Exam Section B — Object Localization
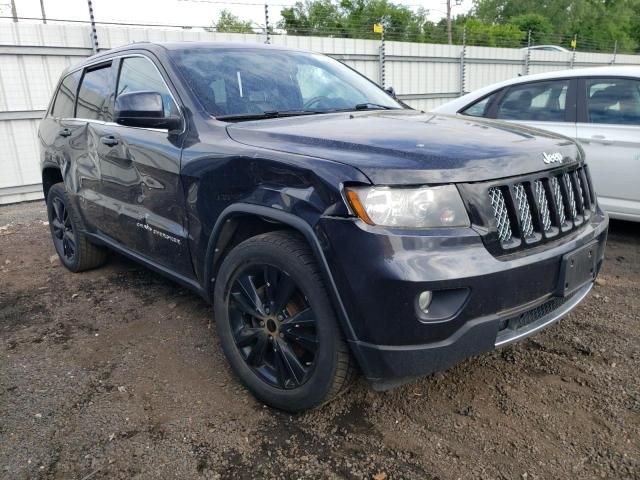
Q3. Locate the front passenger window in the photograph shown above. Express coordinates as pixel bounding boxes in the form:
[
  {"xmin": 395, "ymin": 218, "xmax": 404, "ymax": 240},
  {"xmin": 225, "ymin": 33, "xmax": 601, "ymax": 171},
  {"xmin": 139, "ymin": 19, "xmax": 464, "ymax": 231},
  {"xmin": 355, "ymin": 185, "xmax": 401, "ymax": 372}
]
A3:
[
  {"xmin": 116, "ymin": 57, "xmax": 179, "ymax": 117},
  {"xmin": 495, "ymin": 80, "xmax": 569, "ymax": 122}
]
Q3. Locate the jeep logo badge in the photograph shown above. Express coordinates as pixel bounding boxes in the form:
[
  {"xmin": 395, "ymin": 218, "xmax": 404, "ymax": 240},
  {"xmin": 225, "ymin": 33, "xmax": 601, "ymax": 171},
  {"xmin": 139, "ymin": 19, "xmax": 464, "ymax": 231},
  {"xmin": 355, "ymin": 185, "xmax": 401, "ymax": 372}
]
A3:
[{"xmin": 543, "ymin": 152, "xmax": 564, "ymax": 164}]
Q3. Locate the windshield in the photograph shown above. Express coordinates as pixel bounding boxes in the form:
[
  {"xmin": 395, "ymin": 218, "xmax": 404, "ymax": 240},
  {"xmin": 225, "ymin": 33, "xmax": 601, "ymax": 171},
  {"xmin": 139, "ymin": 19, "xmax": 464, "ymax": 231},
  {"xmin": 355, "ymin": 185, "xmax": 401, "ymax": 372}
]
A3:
[{"xmin": 169, "ymin": 47, "xmax": 403, "ymax": 119}]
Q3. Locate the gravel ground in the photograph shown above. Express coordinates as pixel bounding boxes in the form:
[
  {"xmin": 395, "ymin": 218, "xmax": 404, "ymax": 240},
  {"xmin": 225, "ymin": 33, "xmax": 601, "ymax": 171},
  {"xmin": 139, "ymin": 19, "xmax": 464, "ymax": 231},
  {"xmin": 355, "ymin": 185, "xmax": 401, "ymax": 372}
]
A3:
[{"xmin": 1, "ymin": 201, "xmax": 638, "ymax": 480}]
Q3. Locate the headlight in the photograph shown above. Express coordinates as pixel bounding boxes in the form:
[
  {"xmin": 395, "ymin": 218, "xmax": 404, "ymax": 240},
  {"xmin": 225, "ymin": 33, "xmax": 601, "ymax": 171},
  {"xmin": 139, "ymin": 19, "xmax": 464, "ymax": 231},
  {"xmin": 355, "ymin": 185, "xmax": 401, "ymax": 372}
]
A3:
[{"xmin": 345, "ymin": 185, "xmax": 470, "ymax": 228}]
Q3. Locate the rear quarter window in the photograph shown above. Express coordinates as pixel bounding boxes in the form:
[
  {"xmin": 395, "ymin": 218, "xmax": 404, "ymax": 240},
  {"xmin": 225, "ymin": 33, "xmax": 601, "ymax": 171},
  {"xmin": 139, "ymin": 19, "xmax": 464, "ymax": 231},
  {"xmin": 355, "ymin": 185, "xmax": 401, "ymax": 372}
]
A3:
[{"xmin": 51, "ymin": 71, "xmax": 81, "ymax": 119}]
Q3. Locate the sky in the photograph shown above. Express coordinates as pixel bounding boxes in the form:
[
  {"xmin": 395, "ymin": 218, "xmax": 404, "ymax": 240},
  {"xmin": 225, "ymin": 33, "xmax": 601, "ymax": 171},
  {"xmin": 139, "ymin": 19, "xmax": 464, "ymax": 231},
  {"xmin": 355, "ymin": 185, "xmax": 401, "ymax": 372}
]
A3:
[{"xmin": 1, "ymin": 0, "xmax": 473, "ymax": 30}]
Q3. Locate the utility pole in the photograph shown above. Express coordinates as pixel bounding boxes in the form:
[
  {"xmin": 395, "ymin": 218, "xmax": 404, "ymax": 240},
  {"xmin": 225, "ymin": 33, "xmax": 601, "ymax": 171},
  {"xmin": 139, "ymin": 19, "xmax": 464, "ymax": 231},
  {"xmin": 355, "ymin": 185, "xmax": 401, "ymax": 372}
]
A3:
[
  {"xmin": 446, "ymin": 0, "xmax": 452, "ymax": 45},
  {"xmin": 40, "ymin": 0, "xmax": 46, "ymax": 23},
  {"xmin": 10, "ymin": 0, "xmax": 17, "ymax": 22}
]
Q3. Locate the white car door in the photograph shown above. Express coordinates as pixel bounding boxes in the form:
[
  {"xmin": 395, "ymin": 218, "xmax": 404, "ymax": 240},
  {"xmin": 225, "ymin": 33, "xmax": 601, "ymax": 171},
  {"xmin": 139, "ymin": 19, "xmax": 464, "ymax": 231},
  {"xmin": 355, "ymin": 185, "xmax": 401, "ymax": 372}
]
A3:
[{"xmin": 576, "ymin": 77, "xmax": 640, "ymax": 221}]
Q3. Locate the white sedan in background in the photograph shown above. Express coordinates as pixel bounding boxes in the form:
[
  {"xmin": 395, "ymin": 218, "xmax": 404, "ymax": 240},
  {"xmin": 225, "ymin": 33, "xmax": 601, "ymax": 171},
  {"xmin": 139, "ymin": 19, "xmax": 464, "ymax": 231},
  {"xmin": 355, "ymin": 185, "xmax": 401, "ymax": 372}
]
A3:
[{"xmin": 433, "ymin": 66, "xmax": 640, "ymax": 221}]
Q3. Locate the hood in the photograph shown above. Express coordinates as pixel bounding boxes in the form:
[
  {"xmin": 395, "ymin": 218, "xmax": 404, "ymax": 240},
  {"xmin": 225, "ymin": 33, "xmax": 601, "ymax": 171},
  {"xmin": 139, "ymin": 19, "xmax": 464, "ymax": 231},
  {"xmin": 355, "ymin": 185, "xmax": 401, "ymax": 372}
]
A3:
[{"xmin": 226, "ymin": 110, "xmax": 581, "ymax": 185}]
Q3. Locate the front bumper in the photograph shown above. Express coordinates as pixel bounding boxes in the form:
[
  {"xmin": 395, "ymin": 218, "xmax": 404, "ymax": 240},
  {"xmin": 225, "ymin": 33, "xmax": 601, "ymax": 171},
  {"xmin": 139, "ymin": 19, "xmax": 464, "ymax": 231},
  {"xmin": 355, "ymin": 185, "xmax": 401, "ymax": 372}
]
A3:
[{"xmin": 318, "ymin": 208, "xmax": 608, "ymax": 383}]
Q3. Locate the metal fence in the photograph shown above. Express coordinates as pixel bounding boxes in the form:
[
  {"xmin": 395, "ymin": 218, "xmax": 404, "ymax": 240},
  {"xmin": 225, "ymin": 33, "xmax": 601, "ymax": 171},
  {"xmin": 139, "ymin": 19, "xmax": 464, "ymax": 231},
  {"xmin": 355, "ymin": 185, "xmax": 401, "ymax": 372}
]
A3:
[{"xmin": 1, "ymin": 21, "xmax": 640, "ymax": 204}]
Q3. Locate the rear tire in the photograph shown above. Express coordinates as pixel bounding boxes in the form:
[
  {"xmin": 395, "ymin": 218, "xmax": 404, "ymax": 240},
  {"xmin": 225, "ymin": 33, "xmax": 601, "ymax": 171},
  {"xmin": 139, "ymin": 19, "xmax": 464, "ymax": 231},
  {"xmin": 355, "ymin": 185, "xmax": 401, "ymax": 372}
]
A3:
[
  {"xmin": 213, "ymin": 231, "xmax": 356, "ymax": 412},
  {"xmin": 47, "ymin": 183, "xmax": 108, "ymax": 272}
]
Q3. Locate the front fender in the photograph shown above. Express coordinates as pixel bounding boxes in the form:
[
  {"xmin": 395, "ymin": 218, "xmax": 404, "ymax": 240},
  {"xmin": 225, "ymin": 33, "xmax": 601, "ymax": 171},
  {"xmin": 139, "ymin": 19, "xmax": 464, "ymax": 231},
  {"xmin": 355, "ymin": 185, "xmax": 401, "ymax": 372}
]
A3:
[{"xmin": 202, "ymin": 203, "xmax": 358, "ymax": 344}]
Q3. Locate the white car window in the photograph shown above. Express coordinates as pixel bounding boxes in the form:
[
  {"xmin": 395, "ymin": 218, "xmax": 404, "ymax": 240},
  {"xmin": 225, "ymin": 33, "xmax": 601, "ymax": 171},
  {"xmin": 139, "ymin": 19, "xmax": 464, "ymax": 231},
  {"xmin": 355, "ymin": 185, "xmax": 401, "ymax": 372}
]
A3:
[
  {"xmin": 496, "ymin": 80, "xmax": 569, "ymax": 122},
  {"xmin": 461, "ymin": 92, "xmax": 497, "ymax": 117},
  {"xmin": 587, "ymin": 78, "xmax": 640, "ymax": 125}
]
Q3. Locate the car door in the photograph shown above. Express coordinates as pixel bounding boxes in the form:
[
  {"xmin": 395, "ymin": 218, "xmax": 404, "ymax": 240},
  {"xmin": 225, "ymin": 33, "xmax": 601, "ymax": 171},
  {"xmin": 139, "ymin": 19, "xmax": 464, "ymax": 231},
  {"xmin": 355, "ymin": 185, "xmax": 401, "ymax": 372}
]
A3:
[
  {"xmin": 576, "ymin": 77, "xmax": 640, "ymax": 220},
  {"xmin": 39, "ymin": 71, "xmax": 94, "ymax": 215},
  {"xmin": 90, "ymin": 54, "xmax": 191, "ymax": 276},
  {"xmin": 487, "ymin": 79, "xmax": 578, "ymax": 141}
]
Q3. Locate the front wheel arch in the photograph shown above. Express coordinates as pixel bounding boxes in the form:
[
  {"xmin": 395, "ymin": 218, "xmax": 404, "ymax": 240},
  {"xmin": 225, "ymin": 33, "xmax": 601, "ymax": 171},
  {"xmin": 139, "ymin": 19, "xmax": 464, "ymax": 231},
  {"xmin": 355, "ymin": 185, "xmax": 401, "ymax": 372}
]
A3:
[{"xmin": 203, "ymin": 204, "xmax": 357, "ymax": 344}]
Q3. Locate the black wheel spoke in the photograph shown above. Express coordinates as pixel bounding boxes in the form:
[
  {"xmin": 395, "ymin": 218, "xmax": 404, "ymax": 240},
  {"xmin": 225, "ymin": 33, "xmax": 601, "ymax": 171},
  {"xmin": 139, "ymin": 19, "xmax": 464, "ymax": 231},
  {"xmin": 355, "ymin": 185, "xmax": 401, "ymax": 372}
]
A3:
[
  {"xmin": 63, "ymin": 230, "xmax": 76, "ymax": 251},
  {"xmin": 281, "ymin": 308, "xmax": 317, "ymax": 352},
  {"xmin": 263, "ymin": 265, "xmax": 279, "ymax": 306},
  {"xmin": 274, "ymin": 339, "xmax": 307, "ymax": 386},
  {"xmin": 238, "ymin": 274, "xmax": 265, "ymax": 313},
  {"xmin": 246, "ymin": 334, "xmax": 268, "ymax": 366},
  {"xmin": 52, "ymin": 199, "xmax": 64, "ymax": 223},
  {"xmin": 272, "ymin": 275, "xmax": 296, "ymax": 314},
  {"xmin": 51, "ymin": 218, "xmax": 64, "ymax": 234},
  {"xmin": 235, "ymin": 326, "xmax": 263, "ymax": 348},
  {"xmin": 231, "ymin": 292, "xmax": 265, "ymax": 319},
  {"xmin": 282, "ymin": 329, "xmax": 318, "ymax": 353},
  {"xmin": 281, "ymin": 307, "xmax": 315, "ymax": 328}
]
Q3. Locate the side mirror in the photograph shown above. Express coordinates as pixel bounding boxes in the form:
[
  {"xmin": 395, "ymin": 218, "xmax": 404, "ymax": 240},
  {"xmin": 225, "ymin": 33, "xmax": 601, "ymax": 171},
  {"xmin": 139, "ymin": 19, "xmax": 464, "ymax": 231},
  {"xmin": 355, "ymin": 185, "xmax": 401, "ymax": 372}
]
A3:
[
  {"xmin": 115, "ymin": 91, "xmax": 182, "ymax": 131},
  {"xmin": 384, "ymin": 86, "xmax": 396, "ymax": 98}
]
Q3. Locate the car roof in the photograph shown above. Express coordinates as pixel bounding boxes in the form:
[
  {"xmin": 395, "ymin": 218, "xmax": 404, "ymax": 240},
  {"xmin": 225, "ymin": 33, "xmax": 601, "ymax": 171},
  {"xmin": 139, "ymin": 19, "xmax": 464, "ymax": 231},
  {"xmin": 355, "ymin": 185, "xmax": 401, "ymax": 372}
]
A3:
[
  {"xmin": 64, "ymin": 41, "xmax": 309, "ymax": 75},
  {"xmin": 433, "ymin": 65, "xmax": 640, "ymax": 113}
]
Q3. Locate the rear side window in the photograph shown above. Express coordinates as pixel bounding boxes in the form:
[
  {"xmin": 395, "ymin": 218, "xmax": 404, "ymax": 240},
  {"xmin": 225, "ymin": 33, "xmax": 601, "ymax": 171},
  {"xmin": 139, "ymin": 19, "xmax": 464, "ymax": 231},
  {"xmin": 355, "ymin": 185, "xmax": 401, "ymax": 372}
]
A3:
[
  {"xmin": 587, "ymin": 78, "xmax": 640, "ymax": 125},
  {"xmin": 496, "ymin": 80, "xmax": 569, "ymax": 122},
  {"xmin": 51, "ymin": 71, "xmax": 80, "ymax": 118},
  {"xmin": 116, "ymin": 56, "xmax": 179, "ymax": 116},
  {"xmin": 77, "ymin": 63, "xmax": 114, "ymax": 121}
]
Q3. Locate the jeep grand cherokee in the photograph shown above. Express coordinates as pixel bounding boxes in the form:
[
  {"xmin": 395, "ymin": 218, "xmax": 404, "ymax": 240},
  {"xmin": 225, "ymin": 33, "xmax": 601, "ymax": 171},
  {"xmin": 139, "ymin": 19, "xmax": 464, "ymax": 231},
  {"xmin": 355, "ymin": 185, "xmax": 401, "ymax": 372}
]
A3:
[{"xmin": 39, "ymin": 42, "xmax": 608, "ymax": 411}]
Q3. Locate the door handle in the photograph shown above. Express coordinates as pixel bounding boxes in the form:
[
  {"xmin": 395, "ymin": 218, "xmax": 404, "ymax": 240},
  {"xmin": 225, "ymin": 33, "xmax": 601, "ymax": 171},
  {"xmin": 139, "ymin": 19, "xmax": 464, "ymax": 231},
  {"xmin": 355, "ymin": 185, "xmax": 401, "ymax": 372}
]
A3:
[
  {"xmin": 590, "ymin": 134, "xmax": 612, "ymax": 145},
  {"xmin": 58, "ymin": 128, "xmax": 72, "ymax": 138},
  {"xmin": 100, "ymin": 135, "xmax": 119, "ymax": 147}
]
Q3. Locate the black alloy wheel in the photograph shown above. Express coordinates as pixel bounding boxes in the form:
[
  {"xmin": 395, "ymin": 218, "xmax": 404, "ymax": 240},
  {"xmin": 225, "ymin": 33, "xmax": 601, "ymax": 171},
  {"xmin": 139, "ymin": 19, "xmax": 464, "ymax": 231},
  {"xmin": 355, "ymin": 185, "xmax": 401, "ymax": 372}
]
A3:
[
  {"xmin": 46, "ymin": 183, "xmax": 108, "ymax": 272},
  {"xmin": 229, "ymin": 264, "xmax": 318, "ymax": 389},
  {"xmin": 213, "ymin": 231, "xmax": 355, "ymax": 412},
  {"xmin": 50, "ymin": 196, "xmax": 76, "ymax": 263}
]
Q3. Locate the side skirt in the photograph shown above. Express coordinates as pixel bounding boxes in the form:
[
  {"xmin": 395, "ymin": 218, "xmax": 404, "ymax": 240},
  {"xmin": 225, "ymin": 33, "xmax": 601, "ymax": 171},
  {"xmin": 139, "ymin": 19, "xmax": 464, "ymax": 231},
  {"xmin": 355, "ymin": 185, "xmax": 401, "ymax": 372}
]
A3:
[{"xmin": 85, "ymin": 231, "xmax": 208, "ymax": 301}]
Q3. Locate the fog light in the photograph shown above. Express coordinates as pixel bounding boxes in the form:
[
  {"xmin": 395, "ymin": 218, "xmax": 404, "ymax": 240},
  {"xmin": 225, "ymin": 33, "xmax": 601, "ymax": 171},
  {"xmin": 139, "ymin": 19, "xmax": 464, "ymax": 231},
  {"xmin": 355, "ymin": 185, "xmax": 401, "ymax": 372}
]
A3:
[{"xmin": 417, "ymin": 290, "xmax": 433, "ymax": 313}]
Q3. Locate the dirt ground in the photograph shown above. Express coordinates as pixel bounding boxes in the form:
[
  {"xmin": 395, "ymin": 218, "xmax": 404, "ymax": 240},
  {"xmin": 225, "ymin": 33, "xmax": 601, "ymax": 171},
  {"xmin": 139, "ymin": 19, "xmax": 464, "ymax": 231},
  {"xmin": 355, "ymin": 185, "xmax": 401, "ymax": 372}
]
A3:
[{"xmin": 0, "ymin": 201, "xmax": 638, "ymax": 480}]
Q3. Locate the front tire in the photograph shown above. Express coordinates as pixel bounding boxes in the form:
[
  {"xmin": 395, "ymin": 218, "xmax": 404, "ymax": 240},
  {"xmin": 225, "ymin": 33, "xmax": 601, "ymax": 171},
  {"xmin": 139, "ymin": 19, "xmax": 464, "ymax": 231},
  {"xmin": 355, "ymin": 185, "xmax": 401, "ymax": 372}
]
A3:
[
  {"xmin": 213, "ymin": 231, "xmax": 355, "ymax": 412},
  {"xmin": 47, "ymin": 183, "xmax": 108, "ymax": 272}
]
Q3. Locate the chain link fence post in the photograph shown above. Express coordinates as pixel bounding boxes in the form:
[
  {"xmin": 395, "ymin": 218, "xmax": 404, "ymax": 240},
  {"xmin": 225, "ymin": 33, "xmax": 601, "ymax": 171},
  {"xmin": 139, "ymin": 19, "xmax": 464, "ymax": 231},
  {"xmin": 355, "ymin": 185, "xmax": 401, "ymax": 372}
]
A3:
[
  {"xmin": 87, "ymin": 0, "xmax": 99, "ymax": 54},
  {"xmin": 459, "ymin": 25, "xmax": 466, "ymax": 96},
  {"xmin": 379, "ymin": 22, "xmax": 385, "ymax": 88},
  {"xmin": 524, "ymin": 30, "xmax": 531, "ymax": 76},
  {"xmin": 570, "ymin": 34, "xmax": 577, "ymax": 69},
  {"xmin": 39, "ymin": 0, "xmax": 46, "ymax": 23},
  {"xmin": 611, "ymin": 40, "xmax": 618, "ymax": 65},
  {"xmin": 10, "ymin": 0, "xmax": 17, "ymax": 22},
  {"xmin": 264, "ymin": 4, "xmax": 270, "ymax": 44}
]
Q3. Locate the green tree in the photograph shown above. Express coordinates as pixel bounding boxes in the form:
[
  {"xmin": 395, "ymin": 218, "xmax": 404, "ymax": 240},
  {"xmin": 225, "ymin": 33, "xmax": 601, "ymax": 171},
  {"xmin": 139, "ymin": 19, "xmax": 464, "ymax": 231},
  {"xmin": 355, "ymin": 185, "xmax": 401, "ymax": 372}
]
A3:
[
  {"xmin": 510, "ymin": 13, "xmax": 552, "ymax": 44},
  {"xmin": 472, "ymin": 0, "xmax": 640, "ymax": 52},
  {"xmin": 279, "ymin": 0, "xmax": 429, "ymax": 41},
  {"xmin": 214, "ymin": 9, "xmax": 254, "ymax": 33}
]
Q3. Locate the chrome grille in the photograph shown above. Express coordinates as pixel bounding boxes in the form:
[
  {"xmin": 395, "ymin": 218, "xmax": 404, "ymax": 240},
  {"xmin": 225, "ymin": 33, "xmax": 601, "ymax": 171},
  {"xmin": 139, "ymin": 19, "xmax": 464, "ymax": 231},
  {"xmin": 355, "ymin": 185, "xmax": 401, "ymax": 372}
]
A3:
[
  {"xmin": 485, "ymin": 165, "xmax": 594, "ymax": 251},
  {"xmin": 563, "ymin": 173, "xmax": 578, "ymax": 219},
  {"xmin": 489, "ymin": 187, "xmax": 512, "ymax": 243},
  {"xmin": 533, "ymin": 180, "xmax": 552, "ymax": 232},
  {"xmin": 550, "ymin": 176, "xmax": 566, "ymax": 225},
  {"xmin": 575, "ymin": 173, "xmax": 588, "ymax": 215},
  {"xmin": 514, "ymin": 184, "xmax": 534, "ymax": 238}
]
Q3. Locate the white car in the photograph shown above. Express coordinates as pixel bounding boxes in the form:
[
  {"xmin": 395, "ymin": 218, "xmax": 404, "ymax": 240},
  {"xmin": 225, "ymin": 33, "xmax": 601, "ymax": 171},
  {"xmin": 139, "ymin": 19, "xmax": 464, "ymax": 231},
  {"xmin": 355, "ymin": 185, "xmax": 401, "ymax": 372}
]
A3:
[
  {"xmin": 520, "ymin": 45, "xmax": 570, "ymax": 53},
  {"xmin": 433, "ymin": 66, "xmax": 640, "ymax": 221}
]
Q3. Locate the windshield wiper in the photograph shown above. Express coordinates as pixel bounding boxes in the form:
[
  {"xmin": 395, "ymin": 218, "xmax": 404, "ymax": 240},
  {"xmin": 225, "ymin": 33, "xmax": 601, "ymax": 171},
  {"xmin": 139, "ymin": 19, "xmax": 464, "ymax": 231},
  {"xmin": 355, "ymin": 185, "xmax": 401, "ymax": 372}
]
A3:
[
  {"xmin": 354, "ymin": 103, "xmax": 395, "ymax": 111},
  {"xmin": 216, "ymin": 110, "xmax": 322, "ymax": 121}
]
